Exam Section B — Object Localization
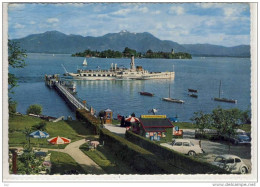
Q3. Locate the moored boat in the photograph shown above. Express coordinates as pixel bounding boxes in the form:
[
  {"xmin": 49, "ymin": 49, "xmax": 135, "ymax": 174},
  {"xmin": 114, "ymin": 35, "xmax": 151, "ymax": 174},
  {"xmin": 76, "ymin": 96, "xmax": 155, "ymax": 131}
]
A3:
[
  {"xmin": 162, "ymin": 97, "xmax": 185, "ymax": 103},
  {"xmin": 162, "ymin": 83, "xmax": 184, "ymax": 104},
  {"xmin": 189, "ymin": 94, "xmax": 198, "ymax": 98},
  {"xmin": 188, "ymin": 88, "xmax": 198, "ymax": 93},
  {"xmin": 214, "ymin": 80, "xmax": 237, "ymax": 104},
  {"xmin": 139, "ymin": 92, "xmax": 154, "ymax": 96}
]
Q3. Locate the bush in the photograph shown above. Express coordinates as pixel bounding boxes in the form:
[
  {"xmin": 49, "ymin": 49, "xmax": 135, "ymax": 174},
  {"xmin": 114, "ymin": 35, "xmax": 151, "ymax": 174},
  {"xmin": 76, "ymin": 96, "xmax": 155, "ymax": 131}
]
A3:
[
  {"xmin": 32, "ymin": 121, "xmax": 47, "ymax": 131},
  {"xmin": 9, "ymin": 100, "xmax": 17, "ymax": 113},
  {"xmin": 26, "ymin": 104, "xmax": 42, "ymax": 115}
]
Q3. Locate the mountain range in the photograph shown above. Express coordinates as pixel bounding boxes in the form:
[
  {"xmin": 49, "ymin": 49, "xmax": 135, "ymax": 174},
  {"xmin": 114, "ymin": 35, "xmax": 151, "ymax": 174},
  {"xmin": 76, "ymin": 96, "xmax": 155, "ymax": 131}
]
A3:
[{"xmin": 12, "ymin": 30, "xmax": 250, "ymax": 57}]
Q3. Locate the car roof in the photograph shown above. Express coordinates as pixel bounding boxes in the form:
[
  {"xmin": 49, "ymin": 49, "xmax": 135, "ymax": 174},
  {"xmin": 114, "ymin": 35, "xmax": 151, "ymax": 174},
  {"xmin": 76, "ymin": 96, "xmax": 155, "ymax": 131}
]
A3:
[
  {"xmin": 174, "ymin": 139, "xmax": 191, "ymax": 142},
  {"xmin": 216, "ymin": 154, "xmax": 240, "ymax": 159}
]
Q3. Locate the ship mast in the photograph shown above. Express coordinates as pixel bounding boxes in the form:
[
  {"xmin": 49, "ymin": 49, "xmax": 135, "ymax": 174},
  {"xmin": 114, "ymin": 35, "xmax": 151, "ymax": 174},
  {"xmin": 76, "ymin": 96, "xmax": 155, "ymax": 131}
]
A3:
[{"xmin": 218, "ymin": 80, "xmax": 222, "ymax": 98}]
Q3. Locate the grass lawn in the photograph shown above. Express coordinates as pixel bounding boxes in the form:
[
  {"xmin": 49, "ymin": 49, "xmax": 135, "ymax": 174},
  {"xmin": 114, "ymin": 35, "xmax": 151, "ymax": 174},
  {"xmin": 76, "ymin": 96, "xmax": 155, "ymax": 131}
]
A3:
[
  {"xmin": 80, "ymin": 144, "xmax": 137, "ymax": 174},
  {"xmin": 49, "ymin": 151, "xmax": 86, "ymax": 174},
  {"xmin": 9, "ymin": 113, "xmax": 93, "ymax": 148}
]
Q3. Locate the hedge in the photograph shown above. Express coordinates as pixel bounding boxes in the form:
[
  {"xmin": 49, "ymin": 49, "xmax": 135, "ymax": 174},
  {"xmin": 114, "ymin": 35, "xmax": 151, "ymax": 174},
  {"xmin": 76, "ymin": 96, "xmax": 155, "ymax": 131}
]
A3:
[
  {"xmin": 76, "ymin": 109, "xmax": 100, "ymax": 134},
  {"xmin": 125, "ymin": 130, "xmax": 228, "ymax": 174},
  {"xmin": 76, "ymin": 109, "xmax": 227, "ymax": 174},
  {"xmin": 99, "ymin": 128, "xmax": 186, "ymax": 174}
]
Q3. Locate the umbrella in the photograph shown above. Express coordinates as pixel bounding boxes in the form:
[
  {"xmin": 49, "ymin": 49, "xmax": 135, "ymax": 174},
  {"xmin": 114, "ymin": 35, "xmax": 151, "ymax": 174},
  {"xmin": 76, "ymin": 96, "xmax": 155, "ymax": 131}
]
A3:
[
  {"xmin": 48, "ymin": 136, "xmax": 71, "ymax": 163},
  {"xmin": 125, "ymin": 116, "xmax": 139, "ymax": 123},
  {"xmin": 30, "ymin": 130, "xmax": 50, "ymax": 139},
  {"xmin": 48, "ymin": 136, "xmax": 71, "ymax": 145},
  {"xmin": 29, "ymin": 130, "xmax": 50, "ymax": 147}
]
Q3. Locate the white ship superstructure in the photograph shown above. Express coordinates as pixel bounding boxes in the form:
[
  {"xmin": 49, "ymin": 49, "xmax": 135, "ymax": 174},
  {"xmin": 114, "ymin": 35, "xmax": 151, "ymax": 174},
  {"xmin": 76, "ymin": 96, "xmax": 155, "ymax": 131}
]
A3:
[{"xmin": 66, "ymin": 56, "xmax": 175, "ymax": 80}]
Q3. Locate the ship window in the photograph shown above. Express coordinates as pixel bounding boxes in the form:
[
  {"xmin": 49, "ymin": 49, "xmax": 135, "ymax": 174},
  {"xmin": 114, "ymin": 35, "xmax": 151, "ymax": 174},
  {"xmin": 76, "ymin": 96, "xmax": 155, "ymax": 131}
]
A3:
[
  {"xmin": 103, "ymin": 74, "xmax": 106, "ymax": 77},
  {"xmin": 107, "ymin": 74, "xmax": 110, "ymax": 77},
  {"xmin": 84, "ymin": 74, "xmax": 86, "ymax": 76},
  {"xmin": 98, "ymin": 74, "xmax": 101, "ymax": 77},
  {"xmin": 93, "ymin": 74, "xmax": 96, "ymax": 76},
  {"xmin": 88, "ymin": 74, "xmax": 91, "ymax": 76}
]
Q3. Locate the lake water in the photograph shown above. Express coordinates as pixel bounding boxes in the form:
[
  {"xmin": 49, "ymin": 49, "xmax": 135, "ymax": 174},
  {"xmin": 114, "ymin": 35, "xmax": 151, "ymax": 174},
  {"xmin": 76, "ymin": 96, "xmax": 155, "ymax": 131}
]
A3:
[{"xmin": 10, "ymin": 53, "xmax": 251, "ymax": 121}]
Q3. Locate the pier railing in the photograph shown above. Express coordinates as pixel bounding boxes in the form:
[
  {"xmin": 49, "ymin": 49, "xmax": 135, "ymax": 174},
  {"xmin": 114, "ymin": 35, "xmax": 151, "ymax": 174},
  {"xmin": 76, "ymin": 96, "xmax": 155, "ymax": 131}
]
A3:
[{"xmin": 55, "ymin": 82, "xmax": 89, "ymax": 111}]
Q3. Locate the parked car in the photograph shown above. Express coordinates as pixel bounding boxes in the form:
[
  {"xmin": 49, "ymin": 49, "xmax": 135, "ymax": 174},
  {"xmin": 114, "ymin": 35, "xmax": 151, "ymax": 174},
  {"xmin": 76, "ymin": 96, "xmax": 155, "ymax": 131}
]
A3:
[
  {"xmin": 171, "ymin": 139, "xmax": 204, "ymax": 156},
  {"xmin": 211, "ymin": 155, "xmax": 249, "ymax": 174},
  {"xmin": 221, "ymin": 129, "xmax": 251, "ymax": 145}
]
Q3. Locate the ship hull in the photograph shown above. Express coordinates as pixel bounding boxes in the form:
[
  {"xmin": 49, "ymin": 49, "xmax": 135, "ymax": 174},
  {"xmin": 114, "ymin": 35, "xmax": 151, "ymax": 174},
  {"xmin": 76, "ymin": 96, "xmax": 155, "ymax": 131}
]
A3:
[
  {"xmin": 162, "ymin": 97, "xmax": 184, "ymax": 104},
  {"xmin": 214, "ymin": 97, "xmax": 237, "ymax": 103}
]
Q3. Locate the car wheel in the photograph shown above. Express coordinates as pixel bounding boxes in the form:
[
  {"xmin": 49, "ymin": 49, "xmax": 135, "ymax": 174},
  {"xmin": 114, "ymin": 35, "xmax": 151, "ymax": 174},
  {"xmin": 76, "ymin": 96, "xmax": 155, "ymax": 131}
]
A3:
[
  {"xmin": 240, "ymin": 167, "xmax": 248, "ymax": 174},
  {"xmin": 188, "ymin": 151, "xmax": 196, "ymax": 156}
]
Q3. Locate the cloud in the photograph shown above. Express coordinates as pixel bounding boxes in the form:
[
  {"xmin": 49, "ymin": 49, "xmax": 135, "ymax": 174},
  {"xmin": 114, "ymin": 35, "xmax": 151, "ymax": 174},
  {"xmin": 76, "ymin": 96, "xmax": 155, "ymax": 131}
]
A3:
[
  {"xmin": 169, "ymin": 6, "xmax": 185, "ymax": 15},
  {"xmin": 138, "ymin": 7, "xmax": 148, "ymax": 13},
  {"xmin": 112, "ymin": 8, "xmax": 131, "ymax": 16},
  {"xmin": 152, "ymin": 10, "xmax": 161, "ymax": 15},
  {"xmin": 8, "ymin": 3, "xmax": 26, "ymax": 11},
  {"xmin": 14, "ymin": 23, "xmax": 25, "ymax": 29},
  {"xmin": 47, "ymin": 18, "xmax": 59, "ymax": 23},
  {"xmin": 30, "ymin": 21, "xmax": 36, "ymax": 24}
]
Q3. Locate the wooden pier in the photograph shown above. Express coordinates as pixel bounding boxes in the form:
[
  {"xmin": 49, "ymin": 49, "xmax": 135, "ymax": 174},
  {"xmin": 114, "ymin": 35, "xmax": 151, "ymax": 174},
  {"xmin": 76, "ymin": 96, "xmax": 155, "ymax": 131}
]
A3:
[{"xmin": 45, "ymin": 75, "xmax": 89, "ymax": 111}]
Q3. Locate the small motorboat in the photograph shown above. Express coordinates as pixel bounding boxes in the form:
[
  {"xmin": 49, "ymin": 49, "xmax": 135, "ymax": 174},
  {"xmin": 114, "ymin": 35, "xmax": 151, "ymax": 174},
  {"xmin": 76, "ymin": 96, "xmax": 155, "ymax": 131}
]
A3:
[
  {"xmin": 139, "ymin": 92, "xmax": 154, "ymax": 97},
  {"xmin": 188, "ymin": 89, "xmax": 198, "ymax": 93},
  {"xmin": 189, "ymin": 94, "xmax": 198, "ymax": 98}
]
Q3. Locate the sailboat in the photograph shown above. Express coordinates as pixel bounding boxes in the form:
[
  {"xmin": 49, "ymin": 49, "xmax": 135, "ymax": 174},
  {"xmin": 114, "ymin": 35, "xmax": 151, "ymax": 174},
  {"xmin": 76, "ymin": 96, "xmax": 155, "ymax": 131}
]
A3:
[
  {"xmin": 82, "ymin": 58, "xmax": 87, "ymax": 66},
  {"xmin": 162, "ymin": 83, "xmax": 184, "ymax": 104},
  {"xmin": 214, "ymin": 80, "xmax": 237, "ymax": 103}
]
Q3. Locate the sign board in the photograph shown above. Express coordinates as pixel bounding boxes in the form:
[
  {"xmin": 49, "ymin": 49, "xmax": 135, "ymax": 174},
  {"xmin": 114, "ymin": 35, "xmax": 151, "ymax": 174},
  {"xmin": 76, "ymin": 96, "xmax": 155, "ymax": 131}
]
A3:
[{"xmin": 141, "ymin": 115, "xmax": 166, "ymax": 119}]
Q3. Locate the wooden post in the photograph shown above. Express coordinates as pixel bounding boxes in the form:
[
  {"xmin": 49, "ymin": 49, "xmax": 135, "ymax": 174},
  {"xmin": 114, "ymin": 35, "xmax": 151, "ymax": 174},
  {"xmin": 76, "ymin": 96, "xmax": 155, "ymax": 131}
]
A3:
[{"xmin": 10, "ymin": 149, "xmax": 18, "ymax": 174}]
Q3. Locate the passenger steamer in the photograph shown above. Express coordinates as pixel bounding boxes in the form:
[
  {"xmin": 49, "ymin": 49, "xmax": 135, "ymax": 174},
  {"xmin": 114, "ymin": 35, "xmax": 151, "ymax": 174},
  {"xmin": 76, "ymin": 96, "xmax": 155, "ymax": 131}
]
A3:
[{"xmin": 65, "ymin": 56, "xmax": 175, "ymax": 80}]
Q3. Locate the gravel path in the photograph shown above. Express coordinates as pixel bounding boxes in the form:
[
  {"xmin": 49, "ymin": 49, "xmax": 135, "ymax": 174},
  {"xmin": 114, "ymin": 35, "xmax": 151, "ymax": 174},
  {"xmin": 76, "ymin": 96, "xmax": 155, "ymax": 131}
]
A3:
[
  {"xmin": 35, "ymin": 139, "xmax": 106, "ymax": 174},
  {"xmin": 56, "ymin": 139, "xmax": 106, "ymax": 174}
]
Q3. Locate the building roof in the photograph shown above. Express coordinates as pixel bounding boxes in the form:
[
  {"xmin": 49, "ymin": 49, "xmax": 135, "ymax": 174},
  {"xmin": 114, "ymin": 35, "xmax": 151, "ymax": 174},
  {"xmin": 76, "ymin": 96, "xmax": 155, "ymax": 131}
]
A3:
[
  {"xmin": 144, "ymin": 128, "xmax": 166, "ymax": 132},
  {"xmin": 139, "ymin": 118, "xmax": 173, "ymax": 132}
]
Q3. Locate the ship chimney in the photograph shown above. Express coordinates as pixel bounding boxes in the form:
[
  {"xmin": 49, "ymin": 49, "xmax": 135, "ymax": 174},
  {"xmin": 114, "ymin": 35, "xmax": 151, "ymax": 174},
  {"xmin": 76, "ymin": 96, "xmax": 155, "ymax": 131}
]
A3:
[
  {"xmin": 115, "ymin": 63, "xmax": 117, "ymax": 70},
  {"xmin": 130, "ymin": 55, "xmax": 135, "ymax": 70},
  {"xmin": 111, "ymin": 63, "xmax": 113, "ymax": 70}
]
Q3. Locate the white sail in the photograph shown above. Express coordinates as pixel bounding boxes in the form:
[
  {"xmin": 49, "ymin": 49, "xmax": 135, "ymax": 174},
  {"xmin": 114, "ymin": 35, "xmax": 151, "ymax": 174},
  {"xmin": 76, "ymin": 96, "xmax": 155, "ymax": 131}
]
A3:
[{"xmin": 83, "ymin": 58, "xmax": 87, "ymax": 66}]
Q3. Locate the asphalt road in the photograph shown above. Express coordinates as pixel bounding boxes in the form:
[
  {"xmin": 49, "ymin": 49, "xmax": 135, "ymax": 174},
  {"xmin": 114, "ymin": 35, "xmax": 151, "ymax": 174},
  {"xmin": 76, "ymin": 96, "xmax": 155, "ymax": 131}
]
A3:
[{"xmin": 182, "ymin": 129, "xmax": 252, "ymax": 173}]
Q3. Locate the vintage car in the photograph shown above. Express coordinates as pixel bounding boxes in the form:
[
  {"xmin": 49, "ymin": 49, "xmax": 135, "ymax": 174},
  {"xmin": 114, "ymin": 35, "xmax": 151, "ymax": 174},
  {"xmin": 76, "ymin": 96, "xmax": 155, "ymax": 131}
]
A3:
[
  {"xmin": 171, "ymin": 139, "xmax": 204, "ymax": 156},
  {"xmin": 211, "ymin": 155, "xmax": 249, "ymax": 174},
  {"xmin": 221, "ymin": 129, "xmax": 251, "ymax": 145}
]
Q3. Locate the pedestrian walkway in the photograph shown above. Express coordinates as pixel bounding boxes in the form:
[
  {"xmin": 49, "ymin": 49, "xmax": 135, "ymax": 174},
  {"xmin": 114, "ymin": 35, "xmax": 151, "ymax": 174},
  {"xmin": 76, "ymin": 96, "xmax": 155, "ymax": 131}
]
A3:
[{"xmin": 57, "ymin": 139, "xmax": 106, "ymax": 174}]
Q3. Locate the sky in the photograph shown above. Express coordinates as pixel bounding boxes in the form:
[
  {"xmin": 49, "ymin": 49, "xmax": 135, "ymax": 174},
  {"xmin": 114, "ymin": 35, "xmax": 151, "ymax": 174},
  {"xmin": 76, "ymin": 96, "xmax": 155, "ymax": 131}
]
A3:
[{"xmin": 7, "ymin": 3, "xmax": 251, "ymax": 47}]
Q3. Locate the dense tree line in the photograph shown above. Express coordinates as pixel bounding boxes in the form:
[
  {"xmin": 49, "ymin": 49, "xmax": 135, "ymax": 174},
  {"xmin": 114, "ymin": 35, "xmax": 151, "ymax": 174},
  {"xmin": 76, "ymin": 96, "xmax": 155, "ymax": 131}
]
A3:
[
  {"xmin": 72, "ymin": 47, "xmax": 192, "ymax": 59},
  {"xmin": 8, "ymin": 40, "xmax": 27, "ymax": 113},
  {"xmin": 191, "ymin": 107, "xmax": 251, "ymax": 151}
]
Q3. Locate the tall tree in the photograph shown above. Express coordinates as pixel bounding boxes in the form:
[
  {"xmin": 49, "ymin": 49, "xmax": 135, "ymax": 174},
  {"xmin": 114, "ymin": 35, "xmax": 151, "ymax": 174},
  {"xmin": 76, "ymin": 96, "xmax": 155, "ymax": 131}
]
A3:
[
  {"xmin": 191, "ymin": 111, "xmax": 212, "ymax": 143},
  {"xmin": 8, "ymin": 40, "xmax": 27, "ymax": 112},
  {"xmin": 211, "ymin": 107, "xmax": 242, "ymax": 152}
]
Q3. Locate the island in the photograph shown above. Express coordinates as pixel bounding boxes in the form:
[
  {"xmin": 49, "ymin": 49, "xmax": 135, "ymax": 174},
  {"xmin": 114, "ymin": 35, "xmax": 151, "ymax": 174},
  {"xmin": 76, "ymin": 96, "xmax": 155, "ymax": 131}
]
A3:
[{"xmin": 71, "ymin": 47, "xmax": 192, "ymax": 59}]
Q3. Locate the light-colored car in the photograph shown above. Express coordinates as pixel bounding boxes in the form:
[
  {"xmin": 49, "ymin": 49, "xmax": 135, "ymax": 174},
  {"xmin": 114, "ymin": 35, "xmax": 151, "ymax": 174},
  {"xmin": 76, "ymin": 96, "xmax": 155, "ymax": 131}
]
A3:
[
  {"xmin": 171, "ymin": 139, "xmax": 204, "ymax": 156},
  {"xmin": 211, "ymin": 155, "xmax": 249, "ymax": 174}
]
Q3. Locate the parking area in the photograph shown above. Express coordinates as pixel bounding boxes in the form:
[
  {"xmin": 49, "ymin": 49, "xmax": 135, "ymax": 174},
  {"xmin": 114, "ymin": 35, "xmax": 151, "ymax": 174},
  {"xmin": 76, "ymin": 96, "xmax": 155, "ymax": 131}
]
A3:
[
  {"xmin": 104, "ymin": 124, "xmax": 252, "ymax": 173},
  {"xmin": 183, "ymin": 129, "xmax": 251, "ymax": 173}
]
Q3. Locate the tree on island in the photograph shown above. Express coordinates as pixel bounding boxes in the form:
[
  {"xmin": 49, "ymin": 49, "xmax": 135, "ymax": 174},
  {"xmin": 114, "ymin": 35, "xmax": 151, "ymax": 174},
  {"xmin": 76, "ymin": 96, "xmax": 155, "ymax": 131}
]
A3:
[{"xmin": 8, "ymin": 40, "xmax": 27, "ymax": 113}]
